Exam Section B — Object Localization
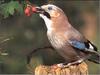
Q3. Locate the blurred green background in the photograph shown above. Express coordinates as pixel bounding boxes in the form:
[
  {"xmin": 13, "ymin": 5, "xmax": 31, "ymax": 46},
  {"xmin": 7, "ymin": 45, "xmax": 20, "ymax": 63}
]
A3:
[{"xmin": 0, "ymin": 0, "xmax": 99, "ymax": 74}]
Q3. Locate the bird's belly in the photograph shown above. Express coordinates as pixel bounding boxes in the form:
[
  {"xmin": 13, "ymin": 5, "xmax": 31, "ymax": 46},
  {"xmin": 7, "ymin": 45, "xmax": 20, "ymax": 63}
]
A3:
[
  {"xmin": 47, "ymin": 32, "xmax": 66, "ymax": 49},
  {"xmin": 47, "ymin": 33, "xmax": 81, "ymax": 62}
]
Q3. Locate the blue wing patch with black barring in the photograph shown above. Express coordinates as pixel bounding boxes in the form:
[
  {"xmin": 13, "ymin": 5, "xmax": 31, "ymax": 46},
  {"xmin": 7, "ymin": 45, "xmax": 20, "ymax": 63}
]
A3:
[
  {"xmin": 68, "ymin": 39, "xmax": 97, "ymax": 52},
  {"xmin": 68, "ymin": 40, "xmax": 86, "ymax": 50}
]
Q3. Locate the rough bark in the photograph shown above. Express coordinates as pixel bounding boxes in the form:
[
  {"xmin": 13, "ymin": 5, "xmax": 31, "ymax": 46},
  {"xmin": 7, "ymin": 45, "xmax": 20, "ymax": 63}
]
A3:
[{"xmin": 34, "ymin": 62, "xmax": 88, "ymax": 75}]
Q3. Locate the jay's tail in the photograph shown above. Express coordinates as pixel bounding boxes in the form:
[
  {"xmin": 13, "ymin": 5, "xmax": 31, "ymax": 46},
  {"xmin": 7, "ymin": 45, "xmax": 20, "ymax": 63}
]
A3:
[{"xmin": 88, "ymin": 51, "xmax": 100, "ymax": 64}]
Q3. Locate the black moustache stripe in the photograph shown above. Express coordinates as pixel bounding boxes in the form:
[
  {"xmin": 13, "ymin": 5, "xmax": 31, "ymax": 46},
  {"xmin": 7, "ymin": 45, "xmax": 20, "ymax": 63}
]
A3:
[{"xmin": 43, "ymin": 12, "xmax": 51, "ymax": 19}]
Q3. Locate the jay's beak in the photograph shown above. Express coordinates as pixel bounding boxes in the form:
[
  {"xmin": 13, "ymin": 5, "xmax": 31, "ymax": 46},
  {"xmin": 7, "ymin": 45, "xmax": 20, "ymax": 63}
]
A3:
[
  {"xmin": 35, "ymin": 6, "xmax": 51, "ymax": 19},
  {"xmin": 35, "ymin": 7, "xmax": 45, "ymax": 14}
]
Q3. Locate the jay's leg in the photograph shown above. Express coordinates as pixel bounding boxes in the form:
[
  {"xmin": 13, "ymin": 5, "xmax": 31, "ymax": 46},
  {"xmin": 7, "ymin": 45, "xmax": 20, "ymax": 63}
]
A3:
[{"xmin": 57, "ymin": 58, "xmax": 84, "ymax": 68}]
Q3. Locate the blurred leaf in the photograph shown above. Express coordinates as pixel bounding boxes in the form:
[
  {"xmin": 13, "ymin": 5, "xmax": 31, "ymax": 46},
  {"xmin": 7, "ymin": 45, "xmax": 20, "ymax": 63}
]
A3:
[
  {"xmin": 0, "ymin": 1, "xmax": 23, "ymax": 18},
  {"xmin": 0, "ymin": 52, "xmax": 8, "ymax": 56}
]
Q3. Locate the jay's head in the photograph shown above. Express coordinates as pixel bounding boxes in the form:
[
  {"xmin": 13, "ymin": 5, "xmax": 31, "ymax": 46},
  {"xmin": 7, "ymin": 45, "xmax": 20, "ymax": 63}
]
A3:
[
  {"xmin": 36, "ymin": 4, "xmax": 65, "ymax": 19},
  {"xmin": 35, "ymin": 4, "xmax": 70, "ymax": 31}
]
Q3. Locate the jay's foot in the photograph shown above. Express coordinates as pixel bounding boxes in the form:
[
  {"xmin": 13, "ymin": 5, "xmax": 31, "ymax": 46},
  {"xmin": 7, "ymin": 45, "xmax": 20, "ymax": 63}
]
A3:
[{"xmin": 57, "ymin": 59, "xmax": 84, "ymax": 68}]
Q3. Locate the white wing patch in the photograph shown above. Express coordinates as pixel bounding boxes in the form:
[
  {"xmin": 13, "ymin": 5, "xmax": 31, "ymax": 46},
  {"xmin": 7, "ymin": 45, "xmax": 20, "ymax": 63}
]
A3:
[{"xmin": 89, "ymin": 43, "xmax": 94, "ymax": 50}]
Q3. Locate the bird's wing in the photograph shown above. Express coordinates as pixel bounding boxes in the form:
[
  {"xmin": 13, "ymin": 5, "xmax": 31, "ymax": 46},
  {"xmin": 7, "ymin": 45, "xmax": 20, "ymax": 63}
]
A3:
[
  {"xmin": 68, "ymin": 39, "xmax": 100, "ymax": 64},
  {"xmin": 68, "ymin": 39, "xmax": 97, "ymax": 52}
]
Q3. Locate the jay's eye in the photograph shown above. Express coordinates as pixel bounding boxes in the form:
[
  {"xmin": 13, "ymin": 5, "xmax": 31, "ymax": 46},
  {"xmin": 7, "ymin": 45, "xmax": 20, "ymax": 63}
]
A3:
[{"xmin": 48, "ymin": 7, "xmax": 52, "ymax": 10}]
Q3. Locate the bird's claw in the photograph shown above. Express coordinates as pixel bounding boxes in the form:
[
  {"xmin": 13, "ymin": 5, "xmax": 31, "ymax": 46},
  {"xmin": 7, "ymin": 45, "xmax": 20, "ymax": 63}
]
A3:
[
  {"xmin": 57, "ymin": 63, "xmax": 65, "ymax": 68},
  {"xmin": 56, "ymin": 59, "xmax": 83, "ymax": 68},
  {"xmin": 55, "ymin": 63, "xmax": 68, "ymax": 69},
  {"xmin": 57, "ymin": 63, "xmax": 72, "ymax": 68}
]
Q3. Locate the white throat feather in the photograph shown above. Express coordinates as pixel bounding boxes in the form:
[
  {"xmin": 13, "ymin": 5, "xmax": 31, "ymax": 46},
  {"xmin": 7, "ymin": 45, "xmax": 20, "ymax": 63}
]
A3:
[{"xmin": 39, "ymin": 14, "xmax": 53, "ymax": 32}]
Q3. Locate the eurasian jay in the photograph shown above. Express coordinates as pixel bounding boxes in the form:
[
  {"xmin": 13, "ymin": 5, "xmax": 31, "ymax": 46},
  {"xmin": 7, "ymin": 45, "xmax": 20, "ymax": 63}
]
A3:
[{"xmin": 28, "ymin": 4, "xmax": 100, "ymax": 67}]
